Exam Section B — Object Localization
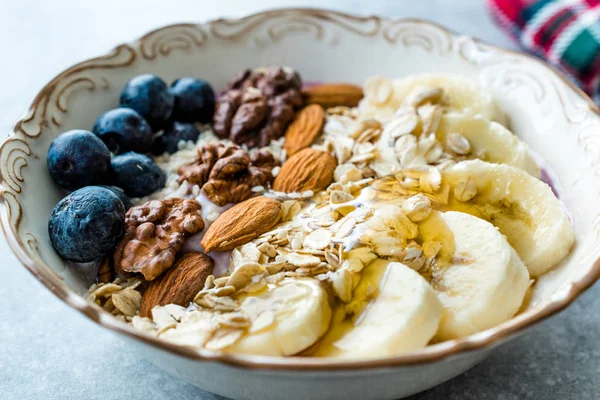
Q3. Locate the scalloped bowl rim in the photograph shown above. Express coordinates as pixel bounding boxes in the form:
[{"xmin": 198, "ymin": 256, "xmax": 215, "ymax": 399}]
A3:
[{"xmin": 2, "ymin": 8, "xmax": 600, "ymax": 371}]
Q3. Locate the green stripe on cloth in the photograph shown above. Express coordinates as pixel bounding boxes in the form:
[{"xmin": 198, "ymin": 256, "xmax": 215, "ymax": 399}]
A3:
[
  {"xmin": 522, "ymin": 0, "xmax": 555, "ymax": 22},
  {"xmin": 562, "ymin": 28, "xmax": 600, "ymax": 72}
]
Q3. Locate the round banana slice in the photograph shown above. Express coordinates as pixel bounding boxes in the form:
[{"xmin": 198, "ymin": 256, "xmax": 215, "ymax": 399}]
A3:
[
  {"xmin": 359, "ymin": 74, "xmax": 507, "ymax": 124},
  {"xmin": 442, "ymin": 160, "xmax": 575, "ymax": 277},
  {"xmin": 436, "ymin": 112, "xmax": 539, "ymax": 177},
  {"xmin": 392, "ymin": 74, "xmax": 508, "ymax": 125},
  {"xmin": 228, "ymin": 278, "xmax": 331, "ymax": 357},
  {"xmin": 315, "ymin": 260, "xmax": 442, "ymax": 358},
  {"xmin": 358, "ymin": 74, "xmax": 508, "ymax": 125},
  {"xmin": 418, "ymin": 211, "xmax": 455, "ymax": 267},
  {"xmin": 434, "ymin": 211, "xmax": 530, "ymax": 340},
  {"xmin": 373, "ymin": 110, "xmax": 539, "ymax": 177}
]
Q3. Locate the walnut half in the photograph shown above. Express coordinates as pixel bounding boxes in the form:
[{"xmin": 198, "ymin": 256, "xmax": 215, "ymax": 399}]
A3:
[
  {"xmin": 113, "ymin": 198, "xmax": 205, "ymax": 281},
  {"xmin": 213, "ymin": 66, "xmax": 304, "ymax": 148},
  {"xmin": 177, "ymin": 143, "xmax": 278, "ymax": 206}
]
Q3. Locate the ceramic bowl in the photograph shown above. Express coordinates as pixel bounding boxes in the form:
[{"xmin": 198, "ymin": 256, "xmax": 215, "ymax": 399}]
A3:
[{"xmin": 3, "ymin": 8, "xmax": 600, "ymax": 400}]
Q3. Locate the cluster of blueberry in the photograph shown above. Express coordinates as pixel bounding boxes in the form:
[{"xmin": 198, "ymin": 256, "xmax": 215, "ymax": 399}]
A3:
[{"xmin": 47, "ymin": 74, "xmax": 216, "ymax": 263}]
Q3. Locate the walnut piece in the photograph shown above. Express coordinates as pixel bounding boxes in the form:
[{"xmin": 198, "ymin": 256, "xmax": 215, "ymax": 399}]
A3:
[
  {"xmin": 113, "ymin": 198, "xmax": 205, "ymax": 281},
  {"xmin": 213, "ymin": 66, "xmax": 304, "ymax": 148},
  {"xmin": 177, "ymin": 143, "xmax": 278, "ymax": 206}
]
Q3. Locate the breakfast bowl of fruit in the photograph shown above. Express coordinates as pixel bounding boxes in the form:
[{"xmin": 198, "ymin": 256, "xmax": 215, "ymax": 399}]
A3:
[{"xmin": 3, "ymin": 8, "xmax": 600, "ymax": 400}]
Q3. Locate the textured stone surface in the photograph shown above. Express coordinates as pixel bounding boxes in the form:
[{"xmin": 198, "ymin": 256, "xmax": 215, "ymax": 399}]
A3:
[{"xmin": 0, "ymin": 1, "xmax": 597, "ymax": 399}]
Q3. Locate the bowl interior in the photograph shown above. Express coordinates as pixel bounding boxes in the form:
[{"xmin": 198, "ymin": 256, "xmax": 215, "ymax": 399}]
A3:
[{"xmin": 3, "ymin": 11, "xmax": 600, "ymax": 366}]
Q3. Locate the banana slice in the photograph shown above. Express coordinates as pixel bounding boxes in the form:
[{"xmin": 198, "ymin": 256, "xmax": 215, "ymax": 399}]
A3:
[
  {"xmin": 418, "ymin": 210, "xmax": 455, "ymax": 267},
  {"xmin": 360, "ymin": 74, "xmax": 507, "ymax": 124},
  {"xmin": 373, "ymin": 111, "xmax": 538, "ymax": 177},
  {"xmin": 436, "ymin": 112, "xmax": 540, "ymax": 177},
  {"xmin": 434, "ymin": 211, "xmax": 530, "ymax": 340},
  {"xmin": 393, "ymin": 74, "xmax": 508, "ymax": 124},
  {"xmin": 442, "ymin": 160, "xmax": 575, "ymax": 277},
  {"xmin": 228, "ymin": 278, "xmax": 332, "ymax": 356},
  {"xmin": 315, "ymin": 260, "xmax": 442, "ymax": 358}
]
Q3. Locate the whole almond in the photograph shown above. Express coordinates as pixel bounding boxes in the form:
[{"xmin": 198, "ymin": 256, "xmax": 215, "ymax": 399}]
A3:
[
  {"xmin": 97, "ymin": 257, "xmax": 113, "ymax": 283},
  {"xmin": 283, "ymin": 104, "xmax": 325, "ymax": 157},
  {"xmin": 201, "ymin": 197, "xmax": 282, "ymax": 253},
  {"xmin": 302, "ymin": 83, "xmax": 364, "ymax": 108},
  {"xmin": 273, "ymin": 148, "xmax": 337, "ymax": 193},
  {"xmin": 140, "ymin": 252, "xmax": 213, "ymax": 318}
]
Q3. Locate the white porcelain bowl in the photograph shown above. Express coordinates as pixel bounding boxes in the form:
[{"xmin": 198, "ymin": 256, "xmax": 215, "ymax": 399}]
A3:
[{"xmin": 3, "ymin": 9, "xmax": 600, "ymax": 400}]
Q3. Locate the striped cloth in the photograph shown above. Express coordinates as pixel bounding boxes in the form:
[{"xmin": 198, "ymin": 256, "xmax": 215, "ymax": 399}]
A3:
[{"xmin": 488, "ymin": 0, "xmax": 600, "ymax": 102}]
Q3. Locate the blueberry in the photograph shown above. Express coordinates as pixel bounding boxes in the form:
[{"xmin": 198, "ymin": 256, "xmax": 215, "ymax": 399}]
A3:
[
  {"xmin": 110, "ymin": 152, "xmax": 166, "ymax": 197},
  {"xmin": 119, "ymin": 74, "xmax": 174, "ymax": 131},
  {"xmin": 92, "ymin": 108, "xmax": 153, "ymax": 154},
  {"xmin": 99, "ymin": 185, "xmax": 133, "ymax": 210},
  {"xmin": 48, "ymin": 186, "xmax": 125, "ymax": 262},
  {"xmin": 47, "ymin": 130, "xmax": 111, "ymax": 190},
  {"xmin": 151, "ymin": 122, "xmax": 200, "ymax": 155},
  {"xmin": 170, "ymin": 77, "xmax": 215, "ymax": 123}
]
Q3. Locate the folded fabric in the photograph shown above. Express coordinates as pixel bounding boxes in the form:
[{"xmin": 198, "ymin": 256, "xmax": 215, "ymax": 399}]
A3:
[{"xmin": 488, "ymin": 0, "xmax": 600, "ymax": 102}]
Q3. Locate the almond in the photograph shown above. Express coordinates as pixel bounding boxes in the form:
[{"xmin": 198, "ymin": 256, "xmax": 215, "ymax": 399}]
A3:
[
  {"xmin": 283, "ymin": 104, "xmax": 325, "ymax": 157},
  {"xmin": 201, "ymin": 197, "xmax": 282, "ymax": 253},
  {"xmin": 302, "ymin": 83, "xmax": 364, "ymax": 109},
  {"xmin": 273, "ymin": 148, "xmax": 337, "ymax": 193},
  {"xmin": 140, "ymin": 252, "xmax": 213, "ymax": 318},
  {"xmin": 97, "ymin": 257, "xmax": 113, "ymax": 283}
]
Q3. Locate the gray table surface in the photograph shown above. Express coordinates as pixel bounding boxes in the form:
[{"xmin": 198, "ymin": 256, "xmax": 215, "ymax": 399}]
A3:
[{"xmin": 1, "ymin": 1, "xmax": 598, "ymax": 399}]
